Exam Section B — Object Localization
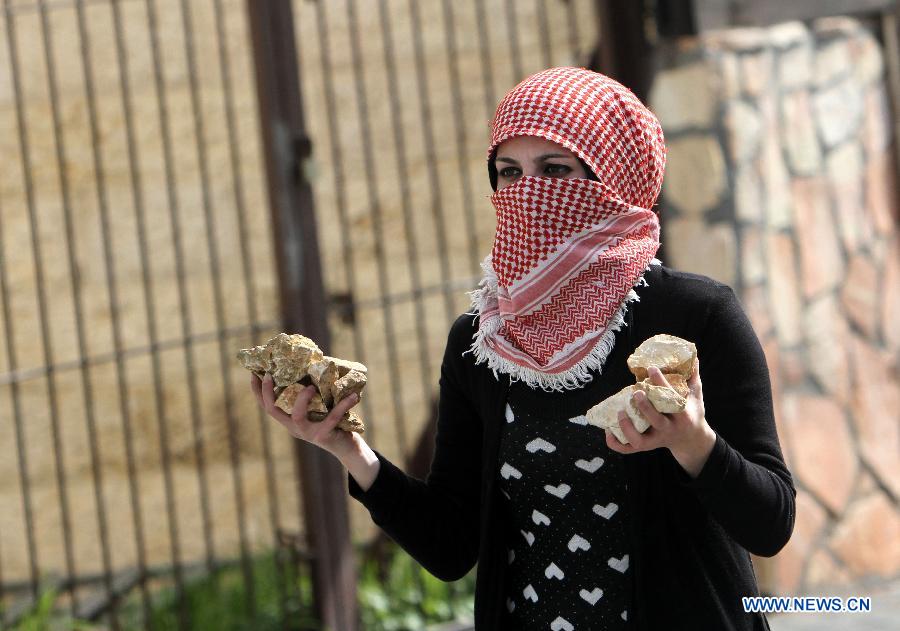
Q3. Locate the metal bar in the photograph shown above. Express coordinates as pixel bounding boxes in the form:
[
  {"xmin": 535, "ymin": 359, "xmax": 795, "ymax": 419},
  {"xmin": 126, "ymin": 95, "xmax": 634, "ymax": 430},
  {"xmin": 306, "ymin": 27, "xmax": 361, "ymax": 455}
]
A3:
[
  {"xmin": 246, "ymin": 2, "xmax": 358, "ymax": 629},
  {"xmin": 109, "ymin": 1, "xmax": 189, "ymax": 627},
  {"xmin": 174, "ymin": 0, "xmax": 256, "ymax": 616},
  {"xmin": 308, "ymin": 0, "xmax": 378, "ymax": 449},
  {"xmin": 3, "ymin": 0, "xmax": 80, "ymax": 615},
  {"xmin": 594, "ymin": 0, "xmax": 652, "ymax": 101},
  {"xmin": 441, "ymin": 1, "xmax": 486, "ymax": 275},
  {"xmin": 2, "ymin": 0, "xmax": 140, "ymax": 16},
  {"xmin": 209, "ymin": 0, "xmax": 289, "ymax": 624},
  {"xmin": 71, "ymin": 1, "xmax": 155, "ymax": 625},
  {"xmin": 34, "ymin": 0, "xmax": 119, "ymax": 626},
  {"xmin": 505, "ymin": 0, "xmax": 524, "ymax": 80},
  {"xmin": 407, "ymin": 0, "xmax": 460, "ymax": 328},
  {"xmin": 536, "ymin": 0, "xmax": 554, "ymax": 69},
  {"xmin": 565, "ymin": 0, "xmax": 583, "ymax": 61},
  {"xmin": 474, "ymin": 0, "xmax": 498, "ymax": 123},
  {"xmin": 0, "ymin": 322, "xmax": 278, "ymax": 388}
]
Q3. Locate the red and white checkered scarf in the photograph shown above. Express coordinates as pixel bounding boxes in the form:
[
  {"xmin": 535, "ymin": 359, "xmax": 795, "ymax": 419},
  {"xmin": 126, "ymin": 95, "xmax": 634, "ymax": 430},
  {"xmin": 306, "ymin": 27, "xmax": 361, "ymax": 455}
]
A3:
[{"xmin": 466, "ymin": 67, "xmax": 666, "ymax": 391}]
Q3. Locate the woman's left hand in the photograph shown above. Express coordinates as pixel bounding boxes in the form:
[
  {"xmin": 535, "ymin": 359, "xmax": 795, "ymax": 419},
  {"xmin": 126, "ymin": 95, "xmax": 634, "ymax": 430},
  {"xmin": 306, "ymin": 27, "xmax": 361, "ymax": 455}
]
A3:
[{"xmin": 605, "ymin": 358, "xmax": 717, "ymax": 478}]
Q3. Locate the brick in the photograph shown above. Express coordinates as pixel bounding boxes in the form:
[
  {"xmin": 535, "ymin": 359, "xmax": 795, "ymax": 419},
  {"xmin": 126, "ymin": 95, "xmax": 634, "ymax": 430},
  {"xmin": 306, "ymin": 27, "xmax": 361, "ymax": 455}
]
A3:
[
  {"xmin": 840, "ymin": 254, "xmax": 878, "ymax": 340},
  {"xmin": 813, "ymin": 79, "xmax": 864, "ymax": 149},
  {"xmin": 791, "ymin": 177, "xmax": 845, "ymax": 298},
  {"xmin": 849, "ymin": 337, "xmax": 900, "ymax": 497},
  {"xmin": 649, "ymin": 61, "xmax": 717, "ymax": 132},
  {"xmin": 803, "ymin": 294, "xmax": 851, "ymax": 405},
  {"xmin": 663, "ymin": 134, "xmax": 727, "ymax": 215},
  {"xmin": 765, "ymin": 232, "xmax": 803, "ymax": 346},
  {"xmin": 664, "ymin": 218, "xmax": 736, "ymax": 287},
  {"xmin": 829, "ymin": 493, "xmax": 900, "ymax": 577},
  {"xmin": 783, "ymin": 394, "xmax": 857, "ymax": 514}
]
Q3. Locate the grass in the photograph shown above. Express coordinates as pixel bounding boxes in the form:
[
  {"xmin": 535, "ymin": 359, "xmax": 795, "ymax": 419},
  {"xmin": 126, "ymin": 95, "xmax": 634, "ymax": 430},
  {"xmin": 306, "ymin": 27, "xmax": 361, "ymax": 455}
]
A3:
[{"xmin": 4, "ymin": 544, "xmax": 475, "ymax": 631}]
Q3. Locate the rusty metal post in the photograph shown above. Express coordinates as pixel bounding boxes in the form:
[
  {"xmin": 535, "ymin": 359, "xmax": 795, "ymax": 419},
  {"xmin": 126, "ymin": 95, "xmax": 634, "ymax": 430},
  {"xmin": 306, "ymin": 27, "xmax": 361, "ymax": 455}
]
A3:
[
  {"xmin": 592, "ymin": 0, "xmax": 653, "ymax": 102},
  {"xmin": 245, "ymin": 2, "xmax": 359, "ymax": 630}
]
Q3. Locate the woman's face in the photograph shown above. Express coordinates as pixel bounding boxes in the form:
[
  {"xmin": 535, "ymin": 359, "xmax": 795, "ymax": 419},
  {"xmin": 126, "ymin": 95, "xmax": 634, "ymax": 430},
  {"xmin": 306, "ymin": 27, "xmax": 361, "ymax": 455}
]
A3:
[{"xmin": 494, "ymin": 135, "xmax": 588, "ymax": 190}]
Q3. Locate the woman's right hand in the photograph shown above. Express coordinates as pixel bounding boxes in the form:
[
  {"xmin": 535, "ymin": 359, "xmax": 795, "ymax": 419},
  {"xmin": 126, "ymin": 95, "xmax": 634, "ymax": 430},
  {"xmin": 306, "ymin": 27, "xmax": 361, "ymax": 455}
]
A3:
[{"xmin": 251, "ymin": 372, "xmax": 361, "ymax": 460}]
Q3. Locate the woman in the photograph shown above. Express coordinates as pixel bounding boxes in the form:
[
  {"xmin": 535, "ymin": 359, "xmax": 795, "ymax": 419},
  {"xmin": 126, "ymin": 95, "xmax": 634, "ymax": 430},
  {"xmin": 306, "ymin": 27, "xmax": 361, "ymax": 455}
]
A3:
[{"xmin": 252, "ymin": 67, "xmax": 795, "ymax": 630}]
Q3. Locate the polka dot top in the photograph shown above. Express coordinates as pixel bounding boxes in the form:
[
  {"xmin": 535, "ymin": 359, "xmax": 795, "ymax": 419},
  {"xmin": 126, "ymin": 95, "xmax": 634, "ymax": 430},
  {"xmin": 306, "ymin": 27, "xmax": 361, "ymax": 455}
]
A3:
[{"xmin": 498, "ymin": 378, "xmax": 632, "ymax": 630}]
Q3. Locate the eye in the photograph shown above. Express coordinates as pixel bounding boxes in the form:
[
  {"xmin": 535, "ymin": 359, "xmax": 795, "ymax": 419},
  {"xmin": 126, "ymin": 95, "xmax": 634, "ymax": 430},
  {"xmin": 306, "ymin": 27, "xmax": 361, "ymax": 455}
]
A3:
[
  {"xmin": 498, "ymin": 166, "xmax": 521, "ymax": 179},
  {"xmin": 544, "ymin": 163, "xmax": 572, "ymax": 176}
]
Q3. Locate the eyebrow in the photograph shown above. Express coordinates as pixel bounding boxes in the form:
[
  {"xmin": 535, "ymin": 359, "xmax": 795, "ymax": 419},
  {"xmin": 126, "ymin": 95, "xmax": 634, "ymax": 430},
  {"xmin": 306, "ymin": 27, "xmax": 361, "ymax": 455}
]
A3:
[{"xmin": 495, "ymin": 153, "xmax": 574, "ymax": 164}]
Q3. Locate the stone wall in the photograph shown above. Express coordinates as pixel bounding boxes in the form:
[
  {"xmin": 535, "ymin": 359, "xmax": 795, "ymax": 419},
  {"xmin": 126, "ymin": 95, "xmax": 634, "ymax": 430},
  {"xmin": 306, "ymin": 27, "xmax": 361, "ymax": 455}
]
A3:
[{"xmin": 649, "ymin": 17, "xmax": 900, "ymax": 594}]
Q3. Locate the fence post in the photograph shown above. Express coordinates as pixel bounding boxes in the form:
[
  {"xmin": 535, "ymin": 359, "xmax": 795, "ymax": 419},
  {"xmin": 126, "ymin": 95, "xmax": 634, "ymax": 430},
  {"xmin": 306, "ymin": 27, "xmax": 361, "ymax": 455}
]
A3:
[{"xmin": 245, "ymin": 3, "xmax": 359, "ymax": 630}]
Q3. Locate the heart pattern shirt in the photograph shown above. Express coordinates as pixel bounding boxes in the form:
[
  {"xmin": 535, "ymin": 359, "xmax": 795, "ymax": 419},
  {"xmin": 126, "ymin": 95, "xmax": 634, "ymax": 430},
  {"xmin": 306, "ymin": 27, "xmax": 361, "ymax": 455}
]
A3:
[{"xmin": 499, "ymin": 397, "xmax": 631, "ymax": 630}]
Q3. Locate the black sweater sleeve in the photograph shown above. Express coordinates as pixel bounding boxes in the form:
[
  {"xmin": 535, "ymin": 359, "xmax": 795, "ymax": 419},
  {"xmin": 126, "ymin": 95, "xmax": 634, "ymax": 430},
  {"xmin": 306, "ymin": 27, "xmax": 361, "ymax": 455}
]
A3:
[
  {"xmin": 347, "ymin": 318, "xmax": 482, "ymax": 581},
  {"xmin": 674, "ymin": 283, "xmax": 796, "ymax": 557}
]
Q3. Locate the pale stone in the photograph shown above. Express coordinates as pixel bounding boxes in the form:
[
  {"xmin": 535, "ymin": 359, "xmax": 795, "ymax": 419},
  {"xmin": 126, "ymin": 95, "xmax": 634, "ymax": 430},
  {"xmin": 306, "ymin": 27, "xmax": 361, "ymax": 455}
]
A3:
[
  {"xmin": 766, "ymin": 231, "xmax": 803, "ymax": 346},
  {"xmin": 777, "ymin": 43, "xmax": 813, "ymax": 89},
  {"xmin": 769, "ymin": 21, "xmax": 811, "ymax": 50},
  {"xmin": 648, "ymin": 62, "xmax": 716, "ymax": 132},
  {"xmin": 780, "ymin": 91, "xmax": 821, "ymax": 175},
  {"xmin": 829, "ymin": 493, "xmax": 900, "ymax": 576},
  {"xmin": 813, "ymin": 40, "xmax": 851, "ymax": 87},
  {"xmin": 826, "ymin": 142, "xmax": 867, "ymax": 253},
  {"xmin": 662, "ymin": 134, "xmax": 727, "ymax": 215},
  {"xmin": 849, "ymin": 336, "xmax": 900, "ymax": 497},
  {"xmin": 274, "ymin": 383, "xmax": 365, "ymax": 433},
  {"xmin": 882, "ymin": 235, "xmax": 900, "ymax": 349},
  {"xmin": 783, "ymin": 394, "xmax": 857, "ymax": 514},
  {"xmin": 840, "ymin": 254, "xmax": 878, "ymax": 340},
  {"xmin": 329, "ymin": 356, "xmax": 368, "ymax": 376},
  {"xmin": 813, "ymin": 79, "xmax": 864, "ymax": 148},
  {"xmin": 806, "ymin": 549, "xmax": 852, "ymax": 589},
  {"xmin": 724, "ymin": 100, "xmax": 762, "ymax": 164},
  {"xmin": 862, "ymin": 85, "xmax": 892, "ymax": 155},
  {"xmin": 739, "ymin": 225, "xmax": 765, "ymax": 285},
  {"xmin": 734, "ymin": 162, "xmax": 764, "ymax": 223},
  {"xmin": 803, "ymin": 294, "xmax": 851, "ymax": 405},
  {"xmin": 331, "ymin": 368, "xmax": 366, "ymax": 405},
  {"xmin": 627, "ymin": 334, "xmax": 697, "ymax": 381},
  {"xmin": 772, "ymin": 490, "xmax": 828, "ymax": 593},
  {"xmin": 865, "ymin": 149, "xmax": 900, "ymax": 237},
  {"xmin": 849, "ymin": 30, "xmax": 884, "ymax": 85},
  {"xmin": 760, "ymin": 133, "xmax": 793, "ymax": 228},
  {"xmin": 718, "ymin": 52, "xmax": 742, "ymax": 100},
  {"xmin": 813, "ymin": 16, "xmax": 860, "ymax": 39},
  {"xmin": 586, "ymin": 380, "xmax": 687, "ymax": 445},
  {"xmin": 236, "ymin": 344, "xmax": 272, "ymax": 377},
  {"xmin": 791, "ymin": 177, "xmax": 844, "ymax": 298},
  {"xmin": 741, "ymin": 49, "xmax": 776, "ymax": 97},
  {"xmin": 265, "ymin": 333, "xmax": 323, "ymax": 387},
  {"xmin": 704, "ymin": 27, "xmax": 768, "ymax": 52},
  {"xmin": 664, "ymin": 218, "xmax": 737, "ymax": 287},
  {"xmin": 308, "ymin": 357, "xmax": 340, "ymax": 406}
]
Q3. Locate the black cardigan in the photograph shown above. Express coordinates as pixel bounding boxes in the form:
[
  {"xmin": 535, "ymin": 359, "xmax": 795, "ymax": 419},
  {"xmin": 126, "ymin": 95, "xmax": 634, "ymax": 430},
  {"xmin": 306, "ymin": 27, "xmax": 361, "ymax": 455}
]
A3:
[{"xmin": 348, "ymin": 265, "xmax": 796, "ymax": 630}]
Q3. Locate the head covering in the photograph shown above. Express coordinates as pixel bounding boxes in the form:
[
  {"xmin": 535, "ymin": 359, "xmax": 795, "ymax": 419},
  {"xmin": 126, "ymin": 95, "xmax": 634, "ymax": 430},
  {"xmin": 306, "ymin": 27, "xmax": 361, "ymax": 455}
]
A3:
[{"xmin": 465, "ymin": 67, "xmax": 667, "ymax": 391}]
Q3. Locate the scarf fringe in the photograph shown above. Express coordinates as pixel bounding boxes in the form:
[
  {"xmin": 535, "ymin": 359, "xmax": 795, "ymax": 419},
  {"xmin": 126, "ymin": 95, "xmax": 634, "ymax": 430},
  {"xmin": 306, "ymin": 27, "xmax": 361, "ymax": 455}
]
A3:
[{"xmin": 463, "ymin": 257, "xmax": 661, "ymax": 392}]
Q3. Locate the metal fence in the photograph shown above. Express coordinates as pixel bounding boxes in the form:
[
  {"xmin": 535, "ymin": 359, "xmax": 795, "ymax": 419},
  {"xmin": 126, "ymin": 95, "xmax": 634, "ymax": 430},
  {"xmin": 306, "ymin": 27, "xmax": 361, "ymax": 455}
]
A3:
[{"xmin": 0, "ymin": 0, "xmax": 603, "ymax": 629}]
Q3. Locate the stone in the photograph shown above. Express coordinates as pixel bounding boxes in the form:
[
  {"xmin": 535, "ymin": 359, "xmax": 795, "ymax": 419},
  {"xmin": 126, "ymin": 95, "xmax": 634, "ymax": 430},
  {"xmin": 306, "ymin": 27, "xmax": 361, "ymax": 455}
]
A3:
[
  {"xmin": 724, "ymin": 100, "xmax": 762, "ymax": 164},
  {"xmin": 791, "ymin": 177, "xmax": 844, "ymax": 299},
  {"xmin": 840, "ymin": 254, "xmax": 878, "ymax": 340},
  {"xmin": 769, "ymin": 21, "xmax": 810, "ymax": 50},
  {"xmin": 803, "ymin": 294, "xmax": 851, "ymax": 405},
  {"xmin": 740, "ymin": 49, "xmax": 775, "ymax": 97},
  {"xmin": 865, "ymin": 149, "xmax": 899, "ymax": 237},
  {"xmin": 308, "ymin": 357, "xmax": 340, "ymax": 406},
  {"xmin": 586, "ymin": 380, "xmax": 687, "ymax": 445},
  {"xmin": 760, "ymin": 132, "xmax": 793, "ymax": 228},
  {"xmin": 813, "ymin": 79, "xmax": 864, "ymax": 149},
  {"xmin": 664, "ymin": 219, "xmax": 737, "ymax": 287},
  {"xmin": 734, "ymin": 162, "xmax": 764, "ymax": 223},
  {"xmin": 825, "ymin": 141, "xmax": 867, "ymax": 253},
  {"xmin": 849, "ymin": 30, "xmax": 884, "ymax": 85},
  {"xmin": 235, "ymin": 344, "xmax": 272, "ymax": 377},
  {"xmin": 704, "ymin": 27, "xmax": 768, "ymax": 53},
  {"xmin": 806, "ymin": 549, "xmax": 852, "ymax": 589},
  {"xmin": 882, "ymin": 235, "xmax": 900, "ymax": 350},
  {"xmin": 648, "ymin": 61, "xmax": 716, "ymax": 132},
  {"xmin": 662, "ymin": 134, "xmax": 727, "ymax": 215},
  {"xmin": 780, "ymin": 91, "xmax": 821, "ymax": 175},
  {"xmin": 718, "ymin": 52, "xmax": 742, "ymax": 100},
  {"xmin": 266, "ymin": 333, "xmax": 323, "ymax": 387},
  {"xmin": 331, "ymin": 368, "xmax": 366, "ymax": 405},
  {"xmin": 780, "ymin": 348, "xmax": 807, "ymax": 388},
  {"xmin": 829, "ymin": 493, "xmax": 900, "ymax": 576},
  {"xmin": 765, "ymin": 231, "xmax": 803, "ymax": 346},
  {"xmin": 627, "ymin": 334, "xmax": 697, "ymax": 381},
  {"xmin": 777, "ymin": 42, "xmax": 813, "ymax": 90},
  {"xmin": 274, "ymin": 383, "xmax": 365, "ymax": 433},
  {"xmin": 813, "ymin": 40, "xmax": 851, "ymax": 87},
  {"xmin": 783, "ymin": 394, "xmax": 857, "ymax": 514},
  {"xmin": 739, "ymin": 225, "xmax": 765, "ymax": 285},
  {"xmin": 849, "ymin": 337, "xmax": 900, "ymax": 497},
  {"xmin": 772, "ymin": 490, "xmax": 828, "ymax": 593},
  {"xmin": 862, "ymin": 85, "xmax": 892, "ymax": 155}
]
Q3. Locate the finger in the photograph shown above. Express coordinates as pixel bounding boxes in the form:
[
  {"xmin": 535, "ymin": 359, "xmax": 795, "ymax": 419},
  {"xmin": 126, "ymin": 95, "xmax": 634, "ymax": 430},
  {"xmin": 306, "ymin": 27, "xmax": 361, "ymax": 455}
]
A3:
[
  {"xmin": 648, "ymin": 366, "xmax": 671, "ymax": 387},
  {"xmin": 618, "ymin": 411, "xmax": 652, "ymax": 450},
  {"xmin": 310, "ymin": 391, "xmax": 361, "ymax": 438},
  {"xmin": 605, "ymin": 427, "xmax": 635, "ymax": 454},
  {"xmin": 260, "ymin": 373, "xmax": 277, "ymax": 410},
  {"xmin": 250, "ymin": 373, "xmax": 263, "ymax": 407},
  {"xmin": 631, "ymin": 390, "xmax": 670, "ymax": 432},
  {"xmin": 688, "ymin": 357, "xmax": 702, "ymax": 395}
]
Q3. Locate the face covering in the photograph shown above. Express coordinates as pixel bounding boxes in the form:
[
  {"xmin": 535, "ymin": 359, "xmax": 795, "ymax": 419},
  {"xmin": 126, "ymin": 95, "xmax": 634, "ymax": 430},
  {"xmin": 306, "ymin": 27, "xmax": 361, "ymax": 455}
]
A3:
[{"xmin": 465, "ymin": 67, "xmax": 666, "ymax": 391}]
